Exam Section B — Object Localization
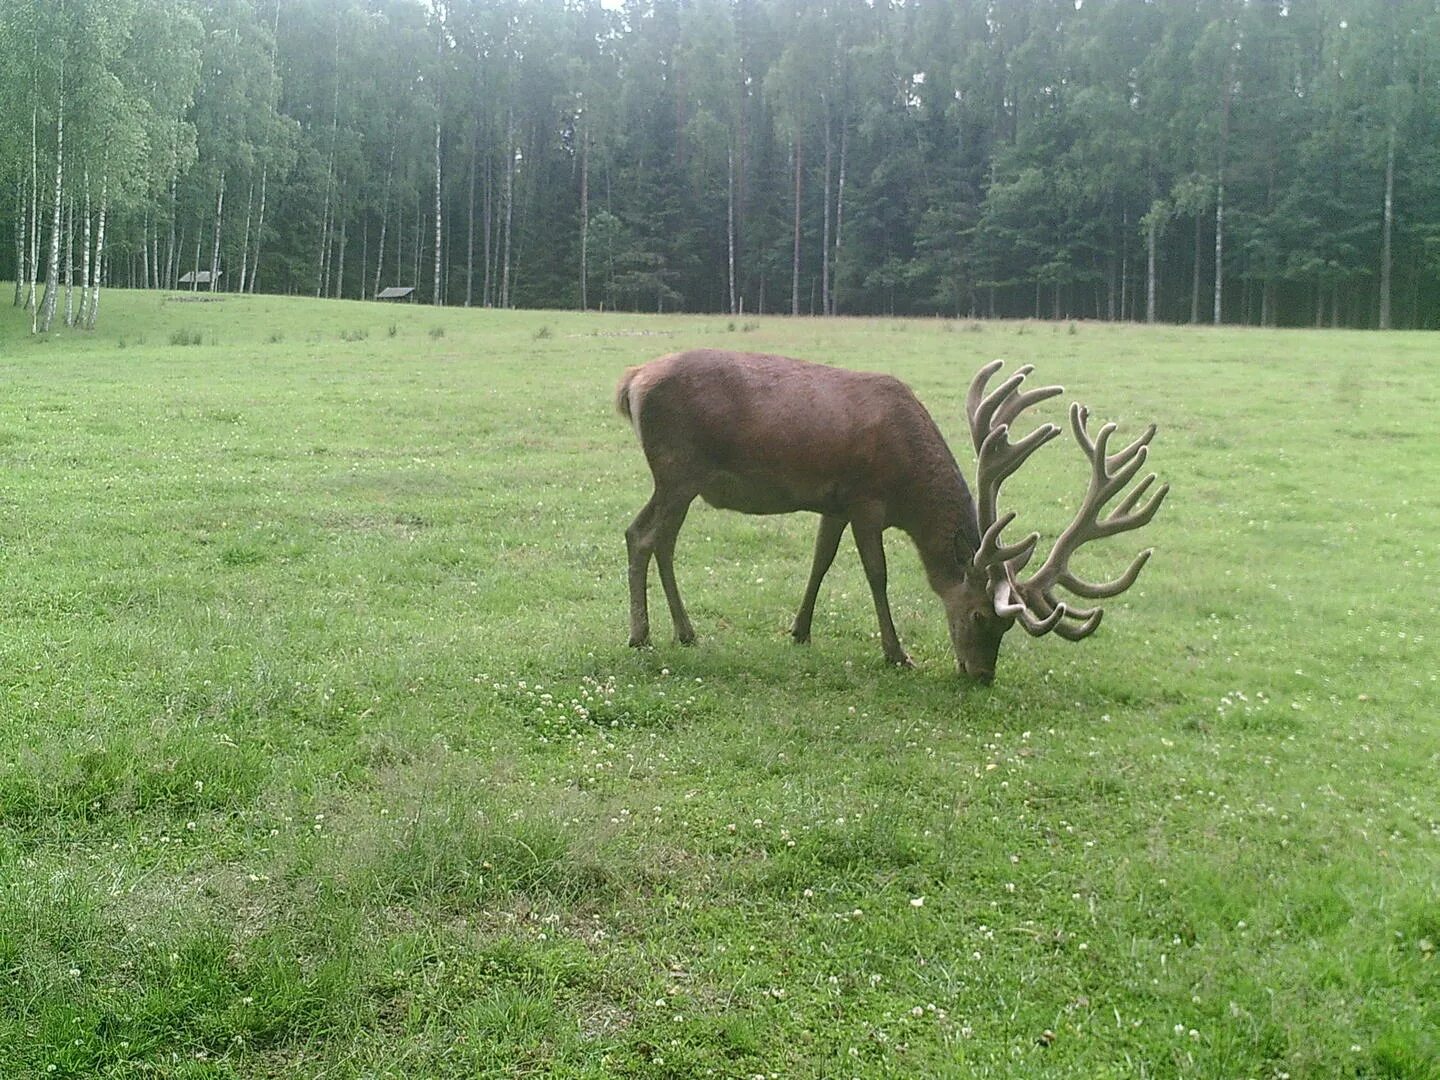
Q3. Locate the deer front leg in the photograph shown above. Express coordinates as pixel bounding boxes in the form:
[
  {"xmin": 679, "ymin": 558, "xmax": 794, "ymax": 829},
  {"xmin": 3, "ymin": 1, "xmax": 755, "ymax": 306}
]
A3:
[
  {"xmin": 792, "ymin": 514, "xmax": 847, "ymax": 644},
  {"xmin": 850, "ymin": 515, "xmax": 913, "ymax": 668}
]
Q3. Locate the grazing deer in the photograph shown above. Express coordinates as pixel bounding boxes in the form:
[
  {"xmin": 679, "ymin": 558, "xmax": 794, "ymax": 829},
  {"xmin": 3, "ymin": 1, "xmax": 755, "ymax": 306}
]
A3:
[{"xmin": 615, "ymin": 349, "xmax": 1168, "ymax": 683}]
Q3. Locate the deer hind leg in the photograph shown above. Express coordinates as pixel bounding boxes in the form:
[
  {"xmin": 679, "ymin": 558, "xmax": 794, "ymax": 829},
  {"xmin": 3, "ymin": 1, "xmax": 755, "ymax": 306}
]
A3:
[
  {"xmin": 626, "ymin": 488, "xmax": 697, "ymax": 647},
  {"xmin": 792, "ymin": 513, "xmax": 847, "ymax": 644},
  {"xmin": 850, "ymin": 514, "xmax": 913, "ymax": 668}
]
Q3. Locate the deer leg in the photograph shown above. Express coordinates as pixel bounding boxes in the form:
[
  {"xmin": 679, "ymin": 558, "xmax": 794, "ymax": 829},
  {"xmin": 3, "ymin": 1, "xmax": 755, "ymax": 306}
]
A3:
[
  {"xmin": 851, "ymin": 517, "xmax": 913, "ymax": 668},
  {"xmin": 653, "ymin": 498, "xmax": 696, "ymax": 644},
  {"xmin": 792, "ymin": 513, "xmax": 847, "ymax": 644},
  {"xmin": 626, "ymin": 496, "xmax": 659, "ymax": 647},
  {"xmin": 626, "ymin": 489, "xmax": 696, "ymax": 647}
]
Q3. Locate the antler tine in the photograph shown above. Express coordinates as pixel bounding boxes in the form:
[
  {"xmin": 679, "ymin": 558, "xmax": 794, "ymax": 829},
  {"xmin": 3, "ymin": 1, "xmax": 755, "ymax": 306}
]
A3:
[
  {"xmin": 970, "ymin": 369, "xmax": 1031, "ymax": 451},
  {"xmin": 993, "ymin": 578, "xmax": 1067, "ymax": 636},
  {"xmin": 966, "ymin": 359, "xmax": 1007, "ymax": 451},
  {"xmin": 1006, "ymin": 400, "xmax": 1167, "ymax": 639},
  {"xmin": 1105, "ymin": 423, "xmax": 1157, "ymax": 470},
  {"xmin": 1050, "ymin": 609, "xmax": 1103, "ymax": 641},
  {"xmin": 973, "ymin": 512, "xmax": 1040, "ymax": 571},
  {"xmin": 993, "ymin": 383, "xmax": 1064, "ymax": 432},
  {"xmin": 1057, "ymin": 547, "xmax": 1153, "ymax": 599}
]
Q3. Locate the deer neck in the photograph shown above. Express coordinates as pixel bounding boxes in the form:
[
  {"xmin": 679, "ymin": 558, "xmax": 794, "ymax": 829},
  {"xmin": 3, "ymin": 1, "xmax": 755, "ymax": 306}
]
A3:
[{"xmin": 902, "ymin": 468, "xmax": 981, "ymax": 594}]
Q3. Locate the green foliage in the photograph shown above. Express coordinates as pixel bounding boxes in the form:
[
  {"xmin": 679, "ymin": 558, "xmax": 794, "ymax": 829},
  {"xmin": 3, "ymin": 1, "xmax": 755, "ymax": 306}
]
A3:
[{"xmin": 7, "ymin": 0, "xmax": 1440, "ymax": 328}]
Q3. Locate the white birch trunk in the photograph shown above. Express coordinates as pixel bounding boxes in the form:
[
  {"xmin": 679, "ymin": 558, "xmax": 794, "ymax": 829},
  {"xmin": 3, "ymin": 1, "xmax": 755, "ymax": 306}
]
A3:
[
  {"xmin": 64, "ymin": 196, "xmax": 74, "ymax": 325},
  {"xmin": 165, "ymin": 178, "xmax": 177, "ymax": 289},
  {"xmin": 85, "ymin": 175, "xmax": 108, "ymax": 329},
  {"xmin": 249, "ymin": 163, "xmax": 267, "ymax": 293},
  {"xmin": 80, "ymin": 172, "xmax": 91, "ymax": 324},
  {"xmin": 238, "ymin": 180, "xmax": 253, "ymax": 294},
  {"xmin": 209, "ymin": 174, "xmax": 224, "ymax": 291},
  {"xmin": 27, "ymin": 95, "xmax": 39, "ymax": 321},
  {"xmin": 39, "ymin": 80, "xmax": 63, "ymax": 333}
]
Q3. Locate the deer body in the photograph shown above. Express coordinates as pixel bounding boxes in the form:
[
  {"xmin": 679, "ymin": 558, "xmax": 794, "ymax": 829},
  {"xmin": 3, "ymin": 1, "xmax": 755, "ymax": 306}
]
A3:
[{"xmin": 617, "ymin": 348, "xmax": 1167, "ymax": 683}]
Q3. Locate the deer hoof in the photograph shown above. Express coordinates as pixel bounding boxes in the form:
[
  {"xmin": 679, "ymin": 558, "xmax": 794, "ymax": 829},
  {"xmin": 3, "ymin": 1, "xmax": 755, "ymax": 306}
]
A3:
[
  {"xmin": 791, "ymin": 626, "xmax": 811, "ymax": 644},
  {"xmin": 889, "ymin": 653, "xmax": 915, "ymax": 669},
  {"xmin": 628, "ymin": 633, "xmax": 651, "ymax": 648}
]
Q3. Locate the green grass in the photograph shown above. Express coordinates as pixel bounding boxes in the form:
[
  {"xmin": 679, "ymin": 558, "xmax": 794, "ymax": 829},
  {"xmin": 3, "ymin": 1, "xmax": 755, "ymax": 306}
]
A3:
[{"xmin": 2, "ymin": 289, "xmax": 1437, "ymax": 1077}]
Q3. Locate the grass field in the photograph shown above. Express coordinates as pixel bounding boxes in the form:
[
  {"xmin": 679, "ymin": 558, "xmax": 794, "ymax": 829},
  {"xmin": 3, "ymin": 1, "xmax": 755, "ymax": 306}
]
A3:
[{"xmin": 1, "ymin": 289, "xmax": 1437, "ymax": 1078}]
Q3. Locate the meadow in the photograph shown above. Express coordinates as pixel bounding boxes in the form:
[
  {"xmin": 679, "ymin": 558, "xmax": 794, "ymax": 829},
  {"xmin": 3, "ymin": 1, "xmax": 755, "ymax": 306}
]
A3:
[{"xmin": 0, "ymin": 290, "xmax": 1436, "ymax": 1078}]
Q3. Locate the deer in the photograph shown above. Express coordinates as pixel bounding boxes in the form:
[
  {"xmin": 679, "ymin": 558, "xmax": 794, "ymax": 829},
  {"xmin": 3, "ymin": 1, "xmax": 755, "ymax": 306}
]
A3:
[{"xmin": 615, "ymin": 348, "xmax": 1168, "ymax": 683}]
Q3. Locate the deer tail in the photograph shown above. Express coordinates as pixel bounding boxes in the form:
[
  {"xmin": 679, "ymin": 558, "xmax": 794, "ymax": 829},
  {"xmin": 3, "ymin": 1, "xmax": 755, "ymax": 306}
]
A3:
[{"xmin": 615, "ymin": 366, "xmax": 642, "ymax": 438}]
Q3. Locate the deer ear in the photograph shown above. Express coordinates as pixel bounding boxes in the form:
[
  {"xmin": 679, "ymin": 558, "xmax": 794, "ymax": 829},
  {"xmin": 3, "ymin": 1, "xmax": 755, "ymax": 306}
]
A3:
[{"xmin": 952, "ymin": 528, "xmax": 979, "ymax": 572}]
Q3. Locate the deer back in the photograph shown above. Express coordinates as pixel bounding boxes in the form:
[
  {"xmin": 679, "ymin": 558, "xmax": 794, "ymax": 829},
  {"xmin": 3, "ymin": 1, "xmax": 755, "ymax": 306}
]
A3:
[{"xmin": 618, "ymin": 349, "xmax": 967, "ymax": 522}]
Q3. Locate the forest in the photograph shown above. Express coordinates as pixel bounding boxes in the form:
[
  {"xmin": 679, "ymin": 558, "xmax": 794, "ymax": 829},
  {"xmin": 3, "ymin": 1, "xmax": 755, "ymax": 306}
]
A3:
[{"xmin": 4, "ymin": 0, "xmax": 1439, "ymax": 330}]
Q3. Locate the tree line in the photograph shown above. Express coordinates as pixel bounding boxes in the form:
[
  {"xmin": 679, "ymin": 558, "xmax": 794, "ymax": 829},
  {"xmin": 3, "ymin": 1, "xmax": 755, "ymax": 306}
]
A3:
[{"xmin": 4, "ymin": 0, "xmax": 1439, "ymax": 331}]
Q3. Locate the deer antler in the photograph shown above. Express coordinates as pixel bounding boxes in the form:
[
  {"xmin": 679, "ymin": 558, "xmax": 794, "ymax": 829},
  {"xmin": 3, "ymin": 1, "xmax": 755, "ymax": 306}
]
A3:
[{"xmin": 966, "ymin": 360, "xmax": 1169, "ymax": 641}]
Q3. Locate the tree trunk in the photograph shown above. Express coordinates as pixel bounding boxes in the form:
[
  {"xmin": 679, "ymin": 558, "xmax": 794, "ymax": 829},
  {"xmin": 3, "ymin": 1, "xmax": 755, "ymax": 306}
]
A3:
[
  {"xmin": 433, "ymin": 117, "xmax": 443, "ymax": 306},
  {"xmin": 1213, "ymin": 56, "xmax": 1234, "ymax": 326},
  {"xmin": 85, "ymin": 175, "xmax": 108, "ymax": 330},
  {"xmin": 790, "ymin": 138, "xmax": 802, "ymax": 316},
  {"xmin": 835, "ymin": 118, "xmax": 840, "ymax": 315},
  {"xmin": 335, "ymin": 216, "xmax": 347, "ymax": 299},
  {"xmin": 139, "ymin": 207, "xmax": 149, "ymax": 296},
  {"xmin": 1212, "ymin": 179, "xmax": 1224, "ymax": 325},
  {"xmin": 466, "ymin": 134, "xmax": 477, "ymax": 307},
  {"xmin": 832, "ymin": 118, "xmax": 847, "ymax": 313},
  {"xmin": 249, "ymin": 163, "xmax": 267, "ymax": 293},
  {"xmin": 579, "ymin": 129, "xmax": 589, "ymax": 311},
  {"xmin": 482, "ymin": 151, "xmax": 493, "ymax": 307},
  {"xmin": 210, "ymin": 174, "xmax": 225, "ymax": 292},
  {"xmin": 38, "ymin": 77, "xmax": 64, "ymax": 334},
  {"xmin": 1190, "ymin": 212, "xmax": 1202, "ymax": 324},
  {"xmin": 373, "ymin": 143, "xmax": 394, "ymax": 299},
  {"xmin": 1378, "ymin": 124, "xmax": 1395, "ymax": 330},
  {"xmin": 726, "ymin": 140, "xmax": 737, "ymax": 315},
  {"xmin": 64, "ymin": 196, "xmax": 74, "ymax": 324},
  {"xmin": 12, "ymin": 180, "xmax": 23, "ymax": 307},
  {"xmin": 821, "ymin": 110, "xmax": 832, "ymax": 317},
  {"xmin": 1118, "ymin": 207, "xmax": 1128, "ymax": 321},
  {"xmin": 238, "ymin": 180, "xmax": 254, "ymax": 294},
  {"xmin": 27, "ymin": 90, "xmax": 39, "ymax": 322},
  {"xmin": 192, "ymin": 223, "xmax": 202, "ymax": 293},
  {"xmin": 80, "ymin": 173, "xmax": 92, "ymax": 325},
  {"xmin": 413, "ymin": 194, "xmax": 422, "ymax": 295},
  {"xmin": 1146, "ymin": 215, "xmax": 1157, "ymax": 324},
  {"xmin": 501, "ymin": 118, "xmax": 515, "ymax": 309},
  {"xmin": 166, "ymin": 179, "xmax": 178, "ymax": 290}
]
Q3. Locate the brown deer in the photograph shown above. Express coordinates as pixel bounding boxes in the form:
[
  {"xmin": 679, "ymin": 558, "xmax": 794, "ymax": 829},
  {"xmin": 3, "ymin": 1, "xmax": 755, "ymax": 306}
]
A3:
[{"xmin": 615, "ymin": 348, "xmax": 1167, "ymax": 683}]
